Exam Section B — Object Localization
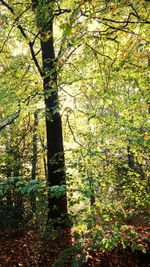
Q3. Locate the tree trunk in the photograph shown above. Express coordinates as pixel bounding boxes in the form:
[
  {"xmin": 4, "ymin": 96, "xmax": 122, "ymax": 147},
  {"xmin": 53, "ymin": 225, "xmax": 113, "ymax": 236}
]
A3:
[
  {"xmin": 32, "ymin": 111, "xmax": 38, "ymax": 181},
  {"xmin": 33, "ymin": 0, "xmax": 68, "ymax": 227},
  {"xmin": 31, "ymin": 111, "xmax": 38, "ymax": 212},
  {"xmin": 39, "ymin": 133, "xmax": 48, "ymax": 181},
  {"xmin": 127, "ymin": 145, "xmax": 134, "ymax": 170}
]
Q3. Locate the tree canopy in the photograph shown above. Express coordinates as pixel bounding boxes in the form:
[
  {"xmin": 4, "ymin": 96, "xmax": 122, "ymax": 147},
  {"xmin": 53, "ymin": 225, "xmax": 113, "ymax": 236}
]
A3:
[{"xmin": 0, "ymin": 0, "xmax": 150, "ymax": 265}]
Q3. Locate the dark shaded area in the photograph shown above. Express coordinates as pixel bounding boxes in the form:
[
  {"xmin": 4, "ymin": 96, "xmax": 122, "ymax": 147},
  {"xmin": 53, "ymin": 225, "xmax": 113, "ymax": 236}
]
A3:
[
  {"xmin": 0, "ymin": 229, "xmax": 149, "ymax": 267},
  {"xmin": 88, "ymin": 247, "xmax": 150, "ymax": 267}
]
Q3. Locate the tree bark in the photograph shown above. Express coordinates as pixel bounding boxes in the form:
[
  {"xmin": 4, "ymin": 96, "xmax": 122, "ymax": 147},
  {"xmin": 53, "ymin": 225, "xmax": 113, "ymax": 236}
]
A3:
[{"xmin": 33, "ymin": 0, "xmax": 68, "ymax": 227}]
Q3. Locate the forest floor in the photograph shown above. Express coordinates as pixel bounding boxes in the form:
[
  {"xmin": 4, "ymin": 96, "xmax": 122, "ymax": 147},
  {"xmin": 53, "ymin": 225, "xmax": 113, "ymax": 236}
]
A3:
[{"xmin": 0, "ymin": 225, "xmax": 150, "ymax": 267}]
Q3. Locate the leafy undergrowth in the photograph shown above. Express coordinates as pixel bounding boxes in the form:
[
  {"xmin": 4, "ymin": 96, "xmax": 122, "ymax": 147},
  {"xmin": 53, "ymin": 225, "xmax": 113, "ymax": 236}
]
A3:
[{"xmin": 0, "ymin": 226, "xmax": 149, "ymax": 267}]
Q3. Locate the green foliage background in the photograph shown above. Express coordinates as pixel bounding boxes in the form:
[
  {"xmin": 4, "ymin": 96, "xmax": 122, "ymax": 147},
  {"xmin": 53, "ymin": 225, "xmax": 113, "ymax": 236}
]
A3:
[{"xmin": 0, "ymin": 0, "xmax": 149, "ymax": 257}]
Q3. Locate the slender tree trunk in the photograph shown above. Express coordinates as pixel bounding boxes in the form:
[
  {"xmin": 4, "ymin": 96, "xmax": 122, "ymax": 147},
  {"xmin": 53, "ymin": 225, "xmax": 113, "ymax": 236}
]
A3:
[
  {"xmin": 32, "ymin": 111, "xmax": 38, "ymax": 181},
  {"xmin": 14, "ymin": 157, "xmax": 23, "ymax": 234},
  {"xmin": 6, "ymin": 167, "xmax": 13, "ymax": 207},
  {"xmin": 31, "ymin": 111, "xmax": 38, "ymax": 212},
  {"xmin": 127, "ymin": 145, "xmax": 134, "ymax": 170},
  {"xmin": 88, "ymin": 172, "xmax": 95, "ymax": 208},
  {"xmin": 39, "ymin": 134, "xmax": 48, "ymax": 181},
  {"xmin": 33, "ymin": 0, "xmax": 68, "ymax": 227}
]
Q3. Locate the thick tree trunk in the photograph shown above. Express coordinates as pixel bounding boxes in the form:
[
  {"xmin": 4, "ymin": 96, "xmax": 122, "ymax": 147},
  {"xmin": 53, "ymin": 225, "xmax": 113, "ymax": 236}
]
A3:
[
  {"xmin": 33, "ymin": 0, "xmax": 68, "ymax": 227},
  {"xmin": 41, "ymin": 31, "xmax": 67, "ymax": 225}
]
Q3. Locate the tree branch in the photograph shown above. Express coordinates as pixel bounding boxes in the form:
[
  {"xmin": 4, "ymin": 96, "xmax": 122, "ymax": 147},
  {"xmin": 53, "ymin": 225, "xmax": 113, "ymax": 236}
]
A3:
[
  {"xmin": 66, "ymin": 109, "xmax": 84, "ymax": 148},
  {"xmin": 86, "ymin": 43, "xmax": 113, "ymax": 61},
  {"xmin": 0, "ymin": 0, "xmax": 42, "ymax": 76},
  {"xmin": 0, "ymin": 104, "xmax": 21, "ymax": 131},
  {"xmin": 80, "ymin": 9, "xmax": 150, "ymax": 25},
  {"xmin": 54, "ymin": 8, "xmax": 71, "ymax": 16},
  {"xmin": 0, "ymin": 0, "xmax": 14, "ymax": 13}
]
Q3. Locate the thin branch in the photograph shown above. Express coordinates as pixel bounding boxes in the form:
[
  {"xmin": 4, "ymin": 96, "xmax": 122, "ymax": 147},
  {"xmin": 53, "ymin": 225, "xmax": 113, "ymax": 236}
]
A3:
[
  {"xmin": 80, "ymin": 9, "xmax": 150, "ymax": 24},
  {"xmin": 54, "ymin": 8, "xmax": 71, "ymax": 16},
  {"xmin": 66, "ymin": 110, "xmax": 84, "ymax": 148},
  {"xmin": 0, "ymin": 0, "xmax": 14, "ymax": 13},
  {"xmin": 129, "ymin": 4, "xmax": 141, "ymax": 19},
  {"xmin": 0, "ymin": 24, "xmax": 15, "ymax": 53},
  {"xmin": 86, "ymin": 43, "xmax": 113, "ymax": 61},
  {"xmin": 0, "ymin": 0, "xmax": 42, "ymax": 76},
  {"xmin": 0, "ymin": 103, "xmax": 21, "ymax": 131},
  {"xmin": 0, "ymin": 5, "xmax": 31, "ymax": 53}
]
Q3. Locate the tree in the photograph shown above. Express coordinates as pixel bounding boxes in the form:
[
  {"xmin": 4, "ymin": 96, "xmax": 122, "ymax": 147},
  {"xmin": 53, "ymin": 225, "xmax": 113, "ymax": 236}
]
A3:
[
  {"xmin": 0, "ymin": 0, "xmax": 69, "ymax": 227},
  {"xmin": 32, "ymin": 0, "xmax": 67, "ymax": 226},
  {"xmin": 0, "ymin": 0, "xmax": 149, "ymax": 232}
]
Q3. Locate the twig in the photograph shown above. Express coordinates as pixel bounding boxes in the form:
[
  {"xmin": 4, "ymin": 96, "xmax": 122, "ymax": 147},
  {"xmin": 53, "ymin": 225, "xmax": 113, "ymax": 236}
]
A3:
[{"xmin": 66, "ymin": 109, "xmax": 84, "ymax": 148}]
